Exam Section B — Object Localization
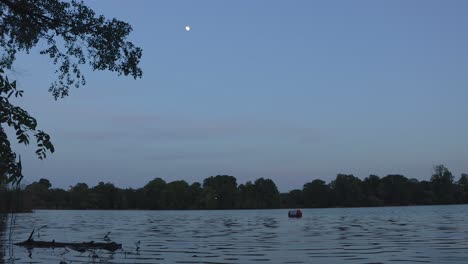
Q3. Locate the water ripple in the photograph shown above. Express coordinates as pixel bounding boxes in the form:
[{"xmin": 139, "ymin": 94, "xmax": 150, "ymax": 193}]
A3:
[{"xmin": 1, "ymin": 205, "xmax": 468, "ymax": 263}]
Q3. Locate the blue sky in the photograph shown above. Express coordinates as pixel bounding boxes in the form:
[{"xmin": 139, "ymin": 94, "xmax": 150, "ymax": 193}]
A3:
[{"xmin": 7, "ymin": 0, "xmax": 468, "ymax": 191}]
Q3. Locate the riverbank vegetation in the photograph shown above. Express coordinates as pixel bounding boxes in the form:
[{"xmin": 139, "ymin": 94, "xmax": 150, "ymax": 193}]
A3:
[{"xmin": 2, "ymin": 165, "xmax": 467, "ymax": 211}]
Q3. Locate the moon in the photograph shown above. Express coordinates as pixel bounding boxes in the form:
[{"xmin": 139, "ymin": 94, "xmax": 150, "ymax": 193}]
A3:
[{"xmin": 185, "ymin": 25, "xmax": 191, "ymax": 32}]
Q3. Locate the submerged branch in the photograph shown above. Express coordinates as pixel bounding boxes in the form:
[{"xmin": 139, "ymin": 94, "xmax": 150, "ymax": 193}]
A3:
[{"xmin": 15, "ymin": 237, "xmax": 122, "ymax": 252}]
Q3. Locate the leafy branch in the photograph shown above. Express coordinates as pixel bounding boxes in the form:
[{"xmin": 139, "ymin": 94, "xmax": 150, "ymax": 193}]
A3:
[
  {"xmin": 0, "ymin": 69, "xmax": 54, "ymax": 184},
  {"xmin": 0, "ymin": 0, "xmax": 142, "ymax": 185},
  {"xmin": 0, "ymin": 0, "xmax": 143, "ymax": 99}
]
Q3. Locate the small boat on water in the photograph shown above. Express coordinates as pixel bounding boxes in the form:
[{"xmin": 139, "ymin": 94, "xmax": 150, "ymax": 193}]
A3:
[{"xmin": 288, "ymin": 209, "xmax": 302, "ymax": 218}]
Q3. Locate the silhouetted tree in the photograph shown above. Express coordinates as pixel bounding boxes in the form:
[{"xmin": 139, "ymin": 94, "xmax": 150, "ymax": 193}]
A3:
[
  {"xmin": 0, "ymin": 0, "xmax": 142, "ymax": 186},
  {"xmin": 459, "ymin": 174, "xmax": 468, "ymax": 187},
  {"xmin": 303, "ymin": 179, "xmax": 330, "ymax": 208},
  {"xmin": 407, "ymin": 178, "xmax": 426, "ymax": 205},
  {"xmin": 91, "ymin": 182, "xmax": 119, "ymax": 209},
  {"xmin": 160, "ymin": 180, "xmax": 191, "ymax": 209},
  {"xmin": 378, "ymin": 175, "xmax": 411, "ymax": 205},
  {"xmin": 253, "ymin": 178, "xmax": 281, "ymax": 208},
  {"xmin": 69, "ymin": 183, "xmax": 90, "ymax": 209},
  {"xmin": 203, "ymin": 175, "xmax": 238, "ymax": 209},
  {"xmin": 0, "ymin": 87, "xmax": 32, "ymax": 185},
  {"xmin": 457, "ymin": 174, "xmax": 468, "ymax": 203},
  {"xmin": 24, "ymin": 178, "xmax": 53, "ymax": 208},
  {"xmin": 420, "ymin": 180, "xmax": 436, "ymax": 204},
  {"xmin": 362, "ymin": 175, "xmax": 383, "ymax": 206},
  {"xmin": 431, "ymin": 165, "xmax": 455, "ymax": 204},
  {"xmin": 14, "ymin": 165, "xmax": 468, "ymax": 210},
  {"xmin": 238, "ymin": 181, "xmax": 257, "ymax": 209},
  {"xmin": 121, "ymin": 188, "xmax": 137, "ymax": 209},
  {"xmin": 48, "ymin": 188, "xmax": 69, "ymax": 209},
  {"xmin": 142, "ymin": 178, "xmax": 166, "ymax": 209},
  {"xmin": 38, "ymin": 178, "xmax": 51, "ymax": 189},
  {"xmin": 281, "ymin": 189, "xmax": 303, "ymax": 208},
  {"xmin": 330, "ymin": 174, "xmax": 363, "ymax": 207},
  {"xmin": 188, "ymin": 182, "xmax": 203, "ymax": 209}
]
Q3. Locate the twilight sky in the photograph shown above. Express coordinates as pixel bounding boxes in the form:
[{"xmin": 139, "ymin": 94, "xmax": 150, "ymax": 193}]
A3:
[{"xmin": 7, "ymin": 0, "xmax": 468, "ymax": 191}]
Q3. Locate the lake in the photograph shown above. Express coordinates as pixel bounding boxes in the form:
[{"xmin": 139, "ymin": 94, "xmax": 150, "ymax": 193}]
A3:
[{"xmin": 1, "ymin": 205, "xmax": 468, "ymax": 263}]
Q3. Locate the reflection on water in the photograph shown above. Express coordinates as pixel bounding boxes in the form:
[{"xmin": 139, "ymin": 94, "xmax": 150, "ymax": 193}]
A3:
[{"xmin": 2, "ymin": 205, "xmax": 468, "ymax": 263}]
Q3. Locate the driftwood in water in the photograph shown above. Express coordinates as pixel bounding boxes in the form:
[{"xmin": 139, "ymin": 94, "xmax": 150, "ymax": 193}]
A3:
[
  {"xmin": 15, "ymin": 240, "xmax": 122, "ymax": 252},
  {"xmin": 15, "ymin": 230, "xmax": 122, "ymax": 252}
]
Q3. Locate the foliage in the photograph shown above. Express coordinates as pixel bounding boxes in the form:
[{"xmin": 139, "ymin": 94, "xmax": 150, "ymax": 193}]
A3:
[
  {"xmin": 431, "ymin": 165, "xmax": 455, "ymax": 203},
  {"xmin": 362, "ymin": 175, "xmax": 382, "ymax": 206},
  {"xmin": 458, "ymin": 174, "xmax": 468, "ymax": 203},
  {"xmin": 142, "ymin": 178, "xmax": 166, "ymax": 209},
  {"xmin": 330, "ymin": 174, "xmax": 363, "ymax": 207},
  {"xmin": 253, "ymin": 178, "xmax": 281, "ymax": 208},
  {"xmin": 238, "ymin": 178, "xmax": 281, "ymax": 209},
  {"xmin": 0, "ymin": 0, "xmax": 142, "ymax": 185},
  {"xmin": 11, "ymin": 165, "xmax": 468, "ymax": 211},
  {"xmin": 303, "ymin": 179, "xmax": 330, "ymax": 208},
  {"xmin": 160, "ymin": 180, "xmax": 191, "ymax": 210},
  {"xmin": 0, "ymin": 0, "xmax": 142, "ymax": 98},
  {"xmin": 203, "ymin": 175, "xmax": 238, "ymax": 209},
  {"xmin": 281, "ymin": 189, "xmax": 303, "ymax": 208},
  {"xmin": 238, "ymin": 181, "xmax": 256, "ymax": 209},
  {"xmin": 0, "ymin": 70, "xmax": 54, "ymax": 185}
]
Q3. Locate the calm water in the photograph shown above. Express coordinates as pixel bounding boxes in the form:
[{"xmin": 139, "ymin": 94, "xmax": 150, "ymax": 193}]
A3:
[{"xmin": 1, "ymin": 205, "xmax": 468, "ymax": 263}]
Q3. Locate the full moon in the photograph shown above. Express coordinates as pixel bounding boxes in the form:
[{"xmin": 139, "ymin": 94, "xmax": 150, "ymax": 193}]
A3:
[{"xmin": 185, "ymin": 25, "xmax": 191, "ymax": 31}]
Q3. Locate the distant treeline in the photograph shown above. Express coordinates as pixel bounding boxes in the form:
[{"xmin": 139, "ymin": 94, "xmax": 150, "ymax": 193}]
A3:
[{"xmin": 1, "ymin": 165, "xmax": 468, "ymax": 211}]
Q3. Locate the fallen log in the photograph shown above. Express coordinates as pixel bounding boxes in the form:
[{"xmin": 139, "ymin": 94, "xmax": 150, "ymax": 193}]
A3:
[
  {"xmin": 15, "ymin": 230, "xmax": 122, "ymax": 252},
  {"xmin": 15, "ymin": 240, "xmax": 122, "ymax": 252}
]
